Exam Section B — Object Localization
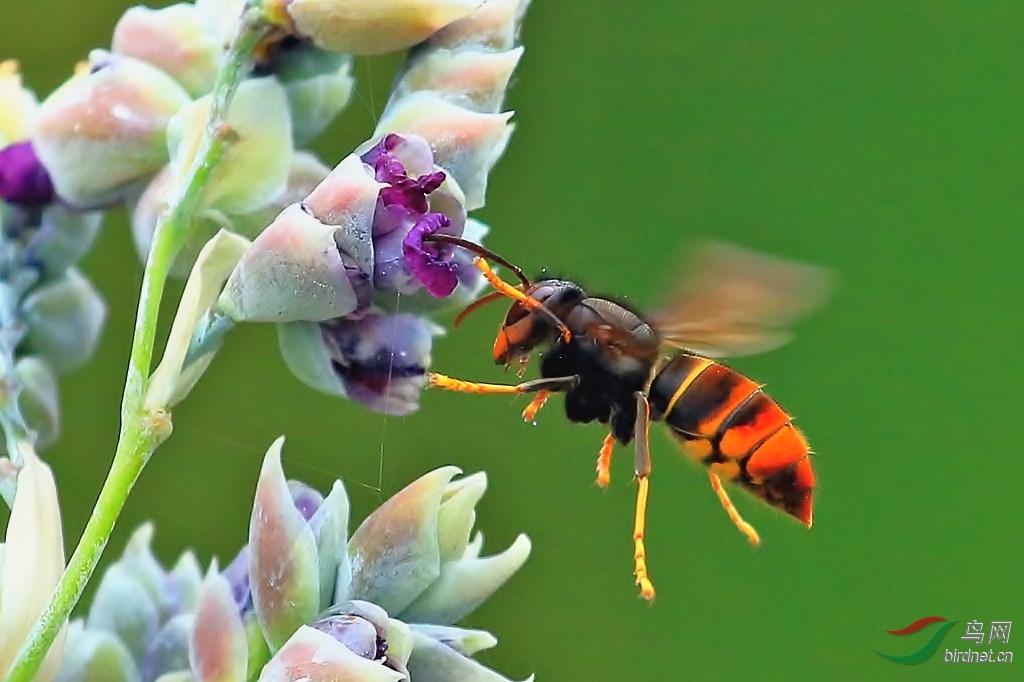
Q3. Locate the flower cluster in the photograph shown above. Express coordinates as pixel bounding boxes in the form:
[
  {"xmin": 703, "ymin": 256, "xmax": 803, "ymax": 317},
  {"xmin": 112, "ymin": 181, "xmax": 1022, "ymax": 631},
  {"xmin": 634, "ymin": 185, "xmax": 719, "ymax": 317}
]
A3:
[
  {"xmin": 0, "ymin": 62, "xmax": 106, "ymax": 451},
  {"xmin": 216, "ymin": 0, "xmax": 530, "ymax": 415},
  {"xmin": 56, "ymin": 439, "xmax": 531, "ymax": 681}
]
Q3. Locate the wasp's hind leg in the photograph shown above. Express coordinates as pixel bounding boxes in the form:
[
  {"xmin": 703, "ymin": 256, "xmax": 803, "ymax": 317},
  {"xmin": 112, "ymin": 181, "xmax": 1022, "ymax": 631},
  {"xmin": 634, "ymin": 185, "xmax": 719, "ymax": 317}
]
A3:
[
  {"xmin": 708, "ymin": 464, "xmax": 761, "ymax": 546},
  {"xmin": 631, "ymin": 392, "xmax": 656, "ymax": 601},
  {"xmin": 521, "ymin": 390, "xmax": 551, "ymax": 422}
]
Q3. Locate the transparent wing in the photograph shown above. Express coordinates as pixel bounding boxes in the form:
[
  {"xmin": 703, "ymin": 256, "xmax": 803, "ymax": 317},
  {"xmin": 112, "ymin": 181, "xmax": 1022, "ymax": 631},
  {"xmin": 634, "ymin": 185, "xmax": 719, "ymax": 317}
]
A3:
[{"xmin": 651, "ymin": 242, "xmax": 833, "ymax": 358}]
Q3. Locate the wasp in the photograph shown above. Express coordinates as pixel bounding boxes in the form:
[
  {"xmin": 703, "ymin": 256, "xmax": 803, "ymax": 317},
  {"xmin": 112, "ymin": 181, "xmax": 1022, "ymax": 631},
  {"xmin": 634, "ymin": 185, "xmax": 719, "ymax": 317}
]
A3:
[{"xmin": 422, "ymin": 234, "xmax": 830, "ymax": 600}]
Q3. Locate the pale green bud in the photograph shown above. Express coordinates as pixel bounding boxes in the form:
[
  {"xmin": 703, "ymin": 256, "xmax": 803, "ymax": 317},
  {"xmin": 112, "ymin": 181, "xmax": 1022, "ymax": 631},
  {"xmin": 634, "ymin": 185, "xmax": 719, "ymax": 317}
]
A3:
[
  {"xmin": 167, "ymin": 77, "xmax": 293, "ymax": 215},
  {"xmin": 57, "ymin": 622, "xmax": 140, "ymax": 682},
  {"xmin": 270, "ymin": 47, "xmax": 355, "ymax": 145},
  {"xmin": 31, "ymin": 204, "xmax": 104, "ymax": 278},
  {"xmin": 22, "ymin": 267, "xmax": 106, "ymax": 374},
  {"xmin": 12, "ymin": 356, "xmax": 60, "ymax": 451}
]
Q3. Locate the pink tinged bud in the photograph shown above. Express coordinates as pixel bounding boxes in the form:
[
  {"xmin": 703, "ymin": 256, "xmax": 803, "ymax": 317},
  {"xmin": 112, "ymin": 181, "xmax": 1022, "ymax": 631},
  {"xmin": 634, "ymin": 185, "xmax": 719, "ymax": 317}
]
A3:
[
  {"xmin": 392, "ymin": 47, "xmax": 523, "ymax": 113},
  {"xmin": 249, "ymin": 438, "xmax": 321, "ymax": 650},
  {"xmin": 428, "ymin": 0, "xmax": 530, "ymax": 51},
  {"xmin": 400, "ymin": 532, "xmax": 531, "ymax": 625},
  {"xmin": 304, "ymin": 153, "xmax": 385, "ymax": 258},
  {"xmin": 0, "ymin": 60, "xmax": 39, "ymax": 146},
  {"xmin": 375, "ymin": 93, "xmax": 513, "ymax": 210},
  {"xmin": 32, "ymin": 51, "xmax": 191, "ymax": 208},
  {"xmin": 0, "ymin": 447, "xmax": 66, "ymax": 678},
  {"xmin": 285, "ymin": 0, "xmax": 483, "ymax": 56},
  {"xmin": 219, "ymin": 203, "xmax": 369, "ymax": 323},
  {"xmin": 22, "ymin": 267, "xmax": 107, "ymax": 374},
  {"xmin": 191, "ymin": 571, "xmax": 249, "ymax": 682},
  {"xmin": 113, "ymin": 4, "xmax": 221, "ymax": 97},
  {"xmin": 407, "ymin": 630, "xmax": 533, "ymax": 682},
  {"xmin": 167, "ymin": 78, "xmax": 293, "ymax": 215},
  {"xmin": 258, "ymin": 626, "xmax": 406, "ymax": 682},
  {"xmin": 347, "ymin": 467, "xmax": 460, "ymax": 614}
]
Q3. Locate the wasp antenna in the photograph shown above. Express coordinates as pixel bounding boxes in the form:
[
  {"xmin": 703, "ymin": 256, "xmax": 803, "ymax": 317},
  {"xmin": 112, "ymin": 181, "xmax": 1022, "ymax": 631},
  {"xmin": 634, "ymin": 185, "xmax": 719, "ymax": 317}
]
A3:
[
  {"xmin": 422, "ymin": 234, "xmax": 532, "ymax": 288},
  {"xmin": 453, "ymin": 290, "xmax": 507, "ymax": 327}
]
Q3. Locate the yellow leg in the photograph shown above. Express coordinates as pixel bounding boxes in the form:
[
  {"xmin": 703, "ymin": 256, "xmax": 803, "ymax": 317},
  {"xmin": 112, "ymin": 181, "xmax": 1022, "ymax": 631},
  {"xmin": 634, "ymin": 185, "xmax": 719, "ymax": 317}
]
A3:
[
  {"xmin": 633, "ymin": 476, "xmax": 655, "ymax": 601},
  {"xmin": 521, "ymin": 390, "xmax": 550, "ymax": 422},
  {"xmin": 473, "ymin": 258, "xmax": 572, "ymax": 343},
  {"xmin": 632, "ymin": 392, "xmax": 655, "ymax": 600},
  {"xmin": 596, "ymin": 433, "xmax": 615, "ymax": 488},
  {"xmin": 708, "ymin": 468, "xmax": 761, "ymax": 546},
  {"xmin": 429, "ymin": 373, "xmax": 578, "ymax": 396}
]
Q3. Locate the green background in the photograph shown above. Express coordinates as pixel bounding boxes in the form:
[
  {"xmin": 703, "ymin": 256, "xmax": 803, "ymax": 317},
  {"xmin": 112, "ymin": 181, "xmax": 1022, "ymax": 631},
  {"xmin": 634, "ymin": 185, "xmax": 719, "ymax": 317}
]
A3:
[{"xmin": 4, "ymin": 1, "xmax": 1023, "ymax": 680}]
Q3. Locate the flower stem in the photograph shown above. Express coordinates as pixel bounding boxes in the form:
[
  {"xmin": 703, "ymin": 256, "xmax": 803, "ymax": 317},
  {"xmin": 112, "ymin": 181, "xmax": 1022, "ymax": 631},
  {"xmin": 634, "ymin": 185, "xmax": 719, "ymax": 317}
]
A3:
[{"xmin": 3, "ymin": 7, "xmax": 270, "ymax": 681}]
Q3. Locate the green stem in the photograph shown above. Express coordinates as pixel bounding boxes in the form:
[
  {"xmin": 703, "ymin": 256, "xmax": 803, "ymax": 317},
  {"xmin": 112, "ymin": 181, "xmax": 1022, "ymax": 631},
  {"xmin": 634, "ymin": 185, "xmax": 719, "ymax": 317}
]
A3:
[{"xmin": 3, "ymin": 7, "xmax": 269, "ymax": 681}]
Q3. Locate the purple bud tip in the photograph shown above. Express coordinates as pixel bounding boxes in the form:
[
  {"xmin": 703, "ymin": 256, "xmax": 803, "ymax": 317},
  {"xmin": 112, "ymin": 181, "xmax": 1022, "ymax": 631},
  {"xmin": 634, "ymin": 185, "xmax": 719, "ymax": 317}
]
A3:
[
  {"xmin": 0, "ymin": 141, "xmax": 55, "ymax": 207},
  {"xmin": 313, "ymin": 614, "xmax": 386, "ymax": 662},
  {"xmin": 403, "ymin": 213, "xmax": 459, "ymax": 297},
  {"xmin": 288, "ymin": 480, "xmax": 325, "ymax": 521}
]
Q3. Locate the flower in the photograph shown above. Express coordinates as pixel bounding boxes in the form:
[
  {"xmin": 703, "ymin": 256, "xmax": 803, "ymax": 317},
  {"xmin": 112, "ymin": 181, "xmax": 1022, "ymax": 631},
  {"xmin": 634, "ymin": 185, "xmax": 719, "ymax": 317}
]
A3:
[
  {"xmin": 0, "ymin": 141, "xmax": 54, "ymax": 207},
  {"xmin": 0, "ymin": 447, "xmax": 67, "ymax": 679},
  {"xmin": 56, "ymin": 524, "xmax": 203, "ymax": 681},
  {"xmin": 190, "ymin": 439, "xmax": 531, "ymax": 680}
]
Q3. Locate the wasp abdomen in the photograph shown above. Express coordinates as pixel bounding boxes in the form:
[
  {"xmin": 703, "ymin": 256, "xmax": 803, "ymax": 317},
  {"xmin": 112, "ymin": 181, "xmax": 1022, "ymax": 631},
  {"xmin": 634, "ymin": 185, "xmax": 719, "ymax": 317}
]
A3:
[{"xmin": 649, "ymin": 353, "xmax": 815, "ymax": 527}]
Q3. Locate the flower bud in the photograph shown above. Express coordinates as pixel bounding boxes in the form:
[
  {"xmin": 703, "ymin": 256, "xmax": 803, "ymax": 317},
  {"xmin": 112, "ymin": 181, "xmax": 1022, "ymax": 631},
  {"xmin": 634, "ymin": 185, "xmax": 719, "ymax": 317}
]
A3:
[
  {"xmin": 408, "ymin": 628, "xmax": 533, "ymax": 682},
  {"xmin": 375, "ymin": 93, "xmax": 512, "ymax": 210},
  {"xmin": 258, "ymin": 626, "xmax": 405, "ymax": 681},
  {"xmin": 0, "ymin": 447, "xmax": 66, "ymax": 678},
  {"xmin": 12, "ymin": 356, "xmax": 61, "ymax": 451},
  {"xmin": 0, "ymin": 60, "xmax": 38, "ymax": 146},
  {"xmin": 428, "ymin": 0, "xmax": 530, "ymax": 51},
  {"xmin": 391, "ymin": 47, "xmax": 523, "ymax": 113},
  {"xmin": 22, "ymin": 267, "xmax": 107, "ymax": 374},
  {"xmin": 113, "ymin": 4, "xmax": 221, "ymax": 96},
  {"xmin": 285, "ymin": 0, "xmax": 482, "ymax": 56},
  {"xmin": 219, "ymin": 203, "xmax": 371, "ymax": 323},
  {"xmin": 141, "ymin": 613, "xmax": 193, "ymax": 680},
  {"xmin": 29, "ymin": 204, "xmax": 104, "ymax": 278},
  {"xmin": 32, "ymin": 51, "xmax": 191, "ymax": 207},
  {"xmin": 167, "ymin": 77, "xmax": 293, "ymax": 215},
  {"xmin": 56, "ymin": 622, "xmax": 140, "ymax": 682},
  {"xmin": 257, "ymin": 42, "xmax": 355, "ymax": 145},
  {"xmin": 191, "ymin": 570, "xmax": 248, "ymax": 682},
  {"xmin": 249, "ymin": 438, "xmax": 321, "ymax": 649}
]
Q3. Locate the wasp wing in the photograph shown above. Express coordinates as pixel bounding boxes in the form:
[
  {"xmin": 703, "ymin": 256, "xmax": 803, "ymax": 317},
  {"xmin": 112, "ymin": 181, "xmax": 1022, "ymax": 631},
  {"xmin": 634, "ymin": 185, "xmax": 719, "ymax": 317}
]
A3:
[{"xmin": 651, "ymin": 242, "xmax": 832, "ymax": 358}]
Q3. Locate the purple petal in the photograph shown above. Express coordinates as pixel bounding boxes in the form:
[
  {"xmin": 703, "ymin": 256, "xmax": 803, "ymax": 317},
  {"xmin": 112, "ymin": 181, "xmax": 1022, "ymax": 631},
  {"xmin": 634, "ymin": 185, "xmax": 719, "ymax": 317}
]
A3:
[
  {"xmin": 0, "ymin": 141, "xmax": 55, "ymax": 207},
  {"xmin": 403, "ymin": 213, "xmax": 459, "ymax": 298}
]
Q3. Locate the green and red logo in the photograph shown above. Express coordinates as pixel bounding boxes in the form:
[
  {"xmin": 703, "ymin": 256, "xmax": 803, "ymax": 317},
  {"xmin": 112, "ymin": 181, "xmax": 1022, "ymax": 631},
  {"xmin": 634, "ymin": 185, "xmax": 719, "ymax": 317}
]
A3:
[{"xmin": 872, "ymin": 616, "xmax": 959, "ymax": 665}]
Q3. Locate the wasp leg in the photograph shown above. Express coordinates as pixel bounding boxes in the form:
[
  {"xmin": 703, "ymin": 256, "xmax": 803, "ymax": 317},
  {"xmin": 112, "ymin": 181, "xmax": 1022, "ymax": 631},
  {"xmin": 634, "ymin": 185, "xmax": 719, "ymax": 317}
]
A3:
[
  {"xmin": 596, "ymin": 432, "xmax": 615, "ymax": 488},
  {"xmin": 708, "ymin": 465, "xmax": 761, "ymax": 546},
  {"xmin": 521, "ymin": 390, "xmax": 551, "ymax": 422},
  {"xmin": 429, "ymin": 373, "xmax": 578, "ymax": 395},
  {"xmin": 632, "ymin": 392, "xmax": 655, "ymax": 601},
  {"xmin": 472, "ymin": 258, "xmax": 572, "ymax": 343}
]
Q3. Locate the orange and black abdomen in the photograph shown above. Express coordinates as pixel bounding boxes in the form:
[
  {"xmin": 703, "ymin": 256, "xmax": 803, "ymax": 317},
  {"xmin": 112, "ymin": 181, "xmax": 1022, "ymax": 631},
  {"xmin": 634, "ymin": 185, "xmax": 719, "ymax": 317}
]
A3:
[{"xmin": 648, "ymin": 353, "xmax": 815, "ymax": 527}]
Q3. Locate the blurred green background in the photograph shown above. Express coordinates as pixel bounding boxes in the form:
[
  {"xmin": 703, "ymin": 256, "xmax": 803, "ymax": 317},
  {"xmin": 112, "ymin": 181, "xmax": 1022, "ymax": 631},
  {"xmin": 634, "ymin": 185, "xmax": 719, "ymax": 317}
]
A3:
[{"xmin": 4, "ymin": 1, "xmax": 1023, "ymax": 680}]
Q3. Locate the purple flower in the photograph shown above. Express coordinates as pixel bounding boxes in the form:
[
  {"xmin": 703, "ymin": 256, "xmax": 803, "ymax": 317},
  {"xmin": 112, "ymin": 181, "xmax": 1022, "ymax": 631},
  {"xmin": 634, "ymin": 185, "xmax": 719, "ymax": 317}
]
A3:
[
  {"xmin": 403, "ymin": 212, "xmax": 459, "ymax": 297},
  {"xmin": 320, "ymin": 313, "xmax": 436, "ymax": 416},
  {"xmin": 360, "ymin": 134, "xmax": 465, "ymax": 297},
  {"xmin": 0, "ymin": 141, "xmax": 55, "ymax": 207}
]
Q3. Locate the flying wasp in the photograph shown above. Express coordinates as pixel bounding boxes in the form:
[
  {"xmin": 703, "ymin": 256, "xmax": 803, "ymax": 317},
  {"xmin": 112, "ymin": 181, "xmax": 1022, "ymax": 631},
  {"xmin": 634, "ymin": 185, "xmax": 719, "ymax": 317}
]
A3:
[{"xmin": 422, "ymin": 235, "xmax": 831, "ymax": 600}]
